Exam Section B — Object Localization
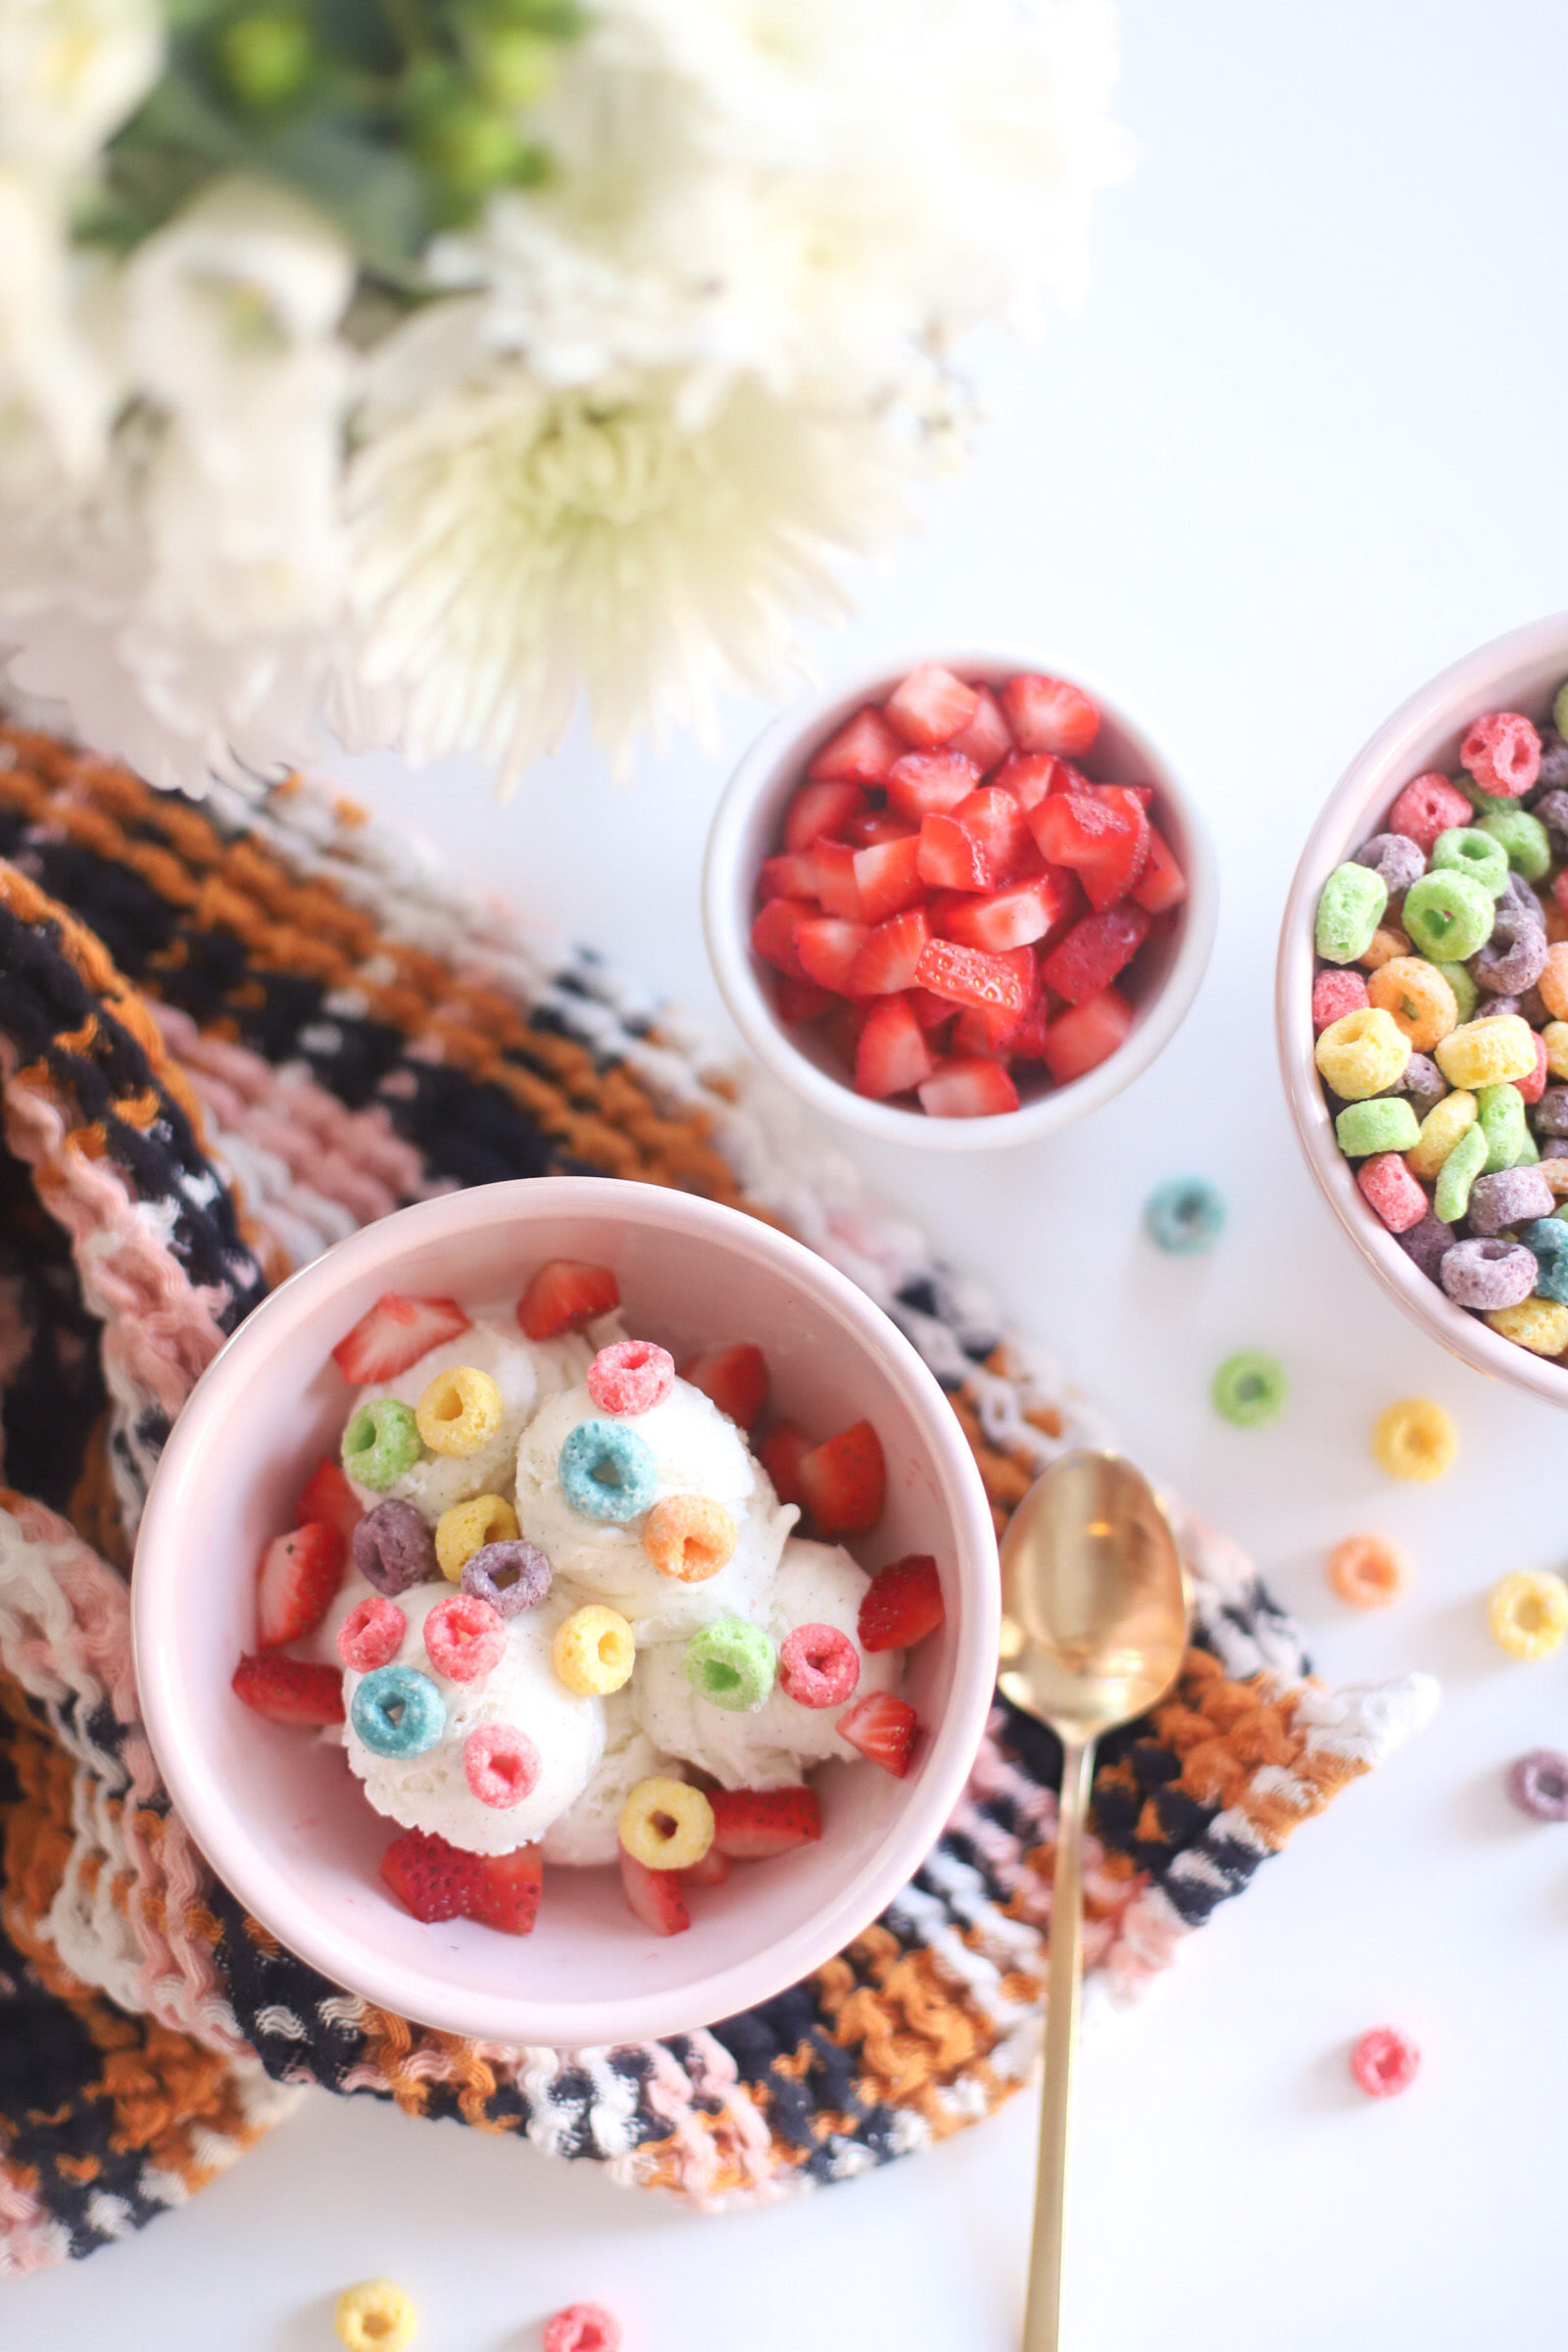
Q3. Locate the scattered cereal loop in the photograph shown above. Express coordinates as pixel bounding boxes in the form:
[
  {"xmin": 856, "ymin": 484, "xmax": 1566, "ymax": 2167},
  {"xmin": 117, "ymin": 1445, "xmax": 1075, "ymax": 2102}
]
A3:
[
  {"xmin": 1507, "ymin": 1749, "xmax": 1568, "ymax": 1821},
  {"xmin": 1349, "ymin": 2027, "xmax": 1419, "ymax": 2099},
  {"xmin": 1143, "ymin": 1176, "xmax": 1225, "ymax": 1255},
  {"xmin": 619, "ymin": 1775, "xmax": 714, "ymax": 1871},
  {"xmin": 1487, "ymin": 1569, "xmax": 1568, "ymax": 1660},
  {"xmin": 1326, "ymin": 1535, "xmax": 1410, "ymax": 1610},
  {"xmin": 335, "ymin": 2278, "xmax": 418, "ymax": 2352},
  {"xmin": 1370, "ymin": 1397, "xmax": 1455, "ymax": 1483},
  {"xmin": 1210, "ymin": 1350, "xmax": 1287, "ymax": 1429},
  {"xmin": 544, "ymin": 2305, "xmax": 621, "ymax": 2352}
]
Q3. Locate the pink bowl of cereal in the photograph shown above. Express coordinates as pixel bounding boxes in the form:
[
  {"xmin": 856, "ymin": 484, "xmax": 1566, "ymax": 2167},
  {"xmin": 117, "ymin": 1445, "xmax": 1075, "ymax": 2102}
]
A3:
[
  {"xmin": 132, "ymin": 1180, "xmax": 999, "ymax": 2046},
  {"xmin": 1279, "ymin": 610, "xmax": 1568, "ymax": 1404}
]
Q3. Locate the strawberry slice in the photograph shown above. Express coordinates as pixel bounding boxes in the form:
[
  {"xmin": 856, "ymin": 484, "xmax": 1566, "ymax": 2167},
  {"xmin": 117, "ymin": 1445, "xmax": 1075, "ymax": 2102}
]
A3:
[
  {"xmin": 935, "ymin": 870, "xmax": 1079, "ymax": 955},
  {"xmin": 681, "ymin": 1343, "xmax": 769, "ymax": 1429},
  {"xmin": 845, "ymin": 807, "xmax": 917, "ymax": 849},
  {"xmin": 772, "ymin": 974, "xmax": 832, "ymax": 1024},
  {"xmin": 784, "ymin": 779, "xmax": 867, "ymax": 851},
  {"xmin": 953, "ymin": 1004, "xmax": 1023, "ymax": 1057},
  {"xmin": 838, "ymin": 1691, "xmax": 920, "ymax": 1778},
  {"xmin": 231, "ymin": 1651, "xmax": 344, "ymax": 1726},
  {"xmin": 906, "ymin": 986, "xmax": 958, "ymax": 1033},
  {"xmin": 807, "ymin": 841, "xmax": 865, "ymax": 921},
  {"xmin": 884, "ymin": 663, "xmax": 980, "ymax": 749},
  {"xmin": 517, "ymin": 1258, "xmax": 620, "ymax": 1341},
  {"xmin": 855, "ymin": 995, "xmax": 936, "ymax": 1100},
  {"xmin": 680, "ymin": 1845, "xmax": 734, "ymax": 1887},
  {"xmin": 330, "ymin": 1293, "xmax": 470, "ymax": 1386},
  {"xmin": 917, "ymin": 1056, "xmax": 1020, "ymax": 1118},
  {"xmin": 1039, "ymin": 906, "xmax": 1150, "ymax": 1005},
  {"xmin": 808, "ymin": 706, "xmax": 905, "ymax": 785},
  {"xmin": 1041, "ymin": 986, "xmax": 1133, "ymax": 1084},
  {"xmin": 468, "ymin": 1844, "xmax": 543, "ymax": 1935},
  {"xmin": 852, "ymin": 833, "xmax": 925, "ymax": 924},
  {"xmin": 952, "ymin": 787, "xmax": 1034, "ymax": 883},
  {"xmin": 750, "ymin": 896, "xmax": 813, "ymax": 981},
  {"xmin": 296, "ymin": 1456, "xmax": 362, "ymax": 1544},
  {"xmin": 797, "ymin": 1419, "xmax": 886, "ymax": 1536},
  {"xmin": 996, "ymin": 751, "xmax": 1080, "ymax": 811},
  {"xmin": 1000, "ymin": 673, "xmax": 1100, "ymax": 757},
  {"xmin": 709, "ymin": 1785, "xmax": 823, "ymax": 1859},
  {"xmin": 849, "ymin": 907, "xmax": 931, "ymax": 996},
  {"xmin": 885, "ymin": 750, "xmax": 982, "ymax": 822},
  {"xmin": 823, "ymin": 998, "xmax": 869, "ymax": 1071},
  {"xmin": 916, "ymin": 812, "xmax": 995, "ymax": 894},
  {"xmin": 1004, "ymin": 1002, "xmax": 1053, "ymax": 1060},
  {"xmin": 795, "ymin": 915, "xmax": 869, "ymax": 995},
  {"xmin": 619, "ymin": 1846, "xmax": 690, "ymax": 1936},
  {"xmin": 759, "ymin": 1418, "xmax": 811, "ymax": 1504},
  {"xmin": 914, "ymin": 936, "xmax": 1032, "ymax": 1015},
  {"xmin": 256, "ymin": 1522, "xmax": 345, "ymax": 1649},
  {"xmin": 858, "ymin": 1554, "xmax": 945, "ymax": 1651},
  {"xmin": 380, "ymin": 1826, "xmax": 478, "ymax": 1923},
  {"xmin": 945, "ymin": 684, "xmax": 1012, "ymax": 775},
  {"xmin": 1029, "ymin": 791, "xmax": 1150, "ymax": 912},
  {"xmin": 1131, "ymin": 825, "xmax": 1188, "ymax": 913},
  {"xmin": 758, "ymin": 851, "xmax": 821, "ymax": 904}
]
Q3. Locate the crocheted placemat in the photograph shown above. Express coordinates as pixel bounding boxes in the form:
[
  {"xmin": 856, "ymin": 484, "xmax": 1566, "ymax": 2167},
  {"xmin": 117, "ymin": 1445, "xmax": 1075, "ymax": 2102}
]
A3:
[{"xmin": 0, "ymin": 728, "xmax": 1437, "ymax": 2275}]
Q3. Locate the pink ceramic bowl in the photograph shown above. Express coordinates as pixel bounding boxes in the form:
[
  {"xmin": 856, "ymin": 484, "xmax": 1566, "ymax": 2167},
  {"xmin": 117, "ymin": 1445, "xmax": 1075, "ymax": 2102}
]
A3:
[
  {"xmin": 1277, "ymin": 609, "xmax": 1568, "ymax": 1406},
  {"xmin": 703, "ymin": 645, "xmax": 1218, "ymax": 1151},
  {"xmin": 132, "ymin": 1178, "xmax": 1000, "ymax": 2046}
]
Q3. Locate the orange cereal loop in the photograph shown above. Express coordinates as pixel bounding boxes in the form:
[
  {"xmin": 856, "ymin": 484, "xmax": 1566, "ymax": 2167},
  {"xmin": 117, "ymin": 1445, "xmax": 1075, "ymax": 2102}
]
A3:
[
  {"xmin": 1358, "ymin": 925, "xmax": 1412, "ymax": 971},
  {"xmin": 1367, "ymin": 956, "xmax": 1458, "ymax": 1053},
  {"xmin": 1327, "ymin": 1534, "xmax": 1412, "ymax": 1609},
  {"xmin": 643, "ymin": 1494, "xmax": 738, "ymax": 1582},
  {"xmin": 1540, "ymin": 942, "xmax": 1568, "ymax": 1021}
]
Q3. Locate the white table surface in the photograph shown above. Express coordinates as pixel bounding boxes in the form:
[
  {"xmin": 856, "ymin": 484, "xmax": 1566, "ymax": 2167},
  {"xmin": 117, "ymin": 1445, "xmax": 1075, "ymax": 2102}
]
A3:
[{"xmin": 12, "ymin": 2, "xmax": 1568, "ymax": 2342}]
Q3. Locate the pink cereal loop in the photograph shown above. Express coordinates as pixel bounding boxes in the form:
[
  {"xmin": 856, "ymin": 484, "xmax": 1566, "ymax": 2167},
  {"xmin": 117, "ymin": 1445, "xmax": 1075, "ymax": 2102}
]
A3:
[
  {"xmin": 587, "ymin": 1339, "xmax": 676, "ymax": 1417},
  {"xmin": 337, "ymin": 1594, "xmax": 408, "ymax": 1672},
  {"xmin": 424, "ymin": 1592, "xmax": 506, "ymax": 1682},
  {"xmin": 778, "ymin": 1622, "xmax": 860, "ymax": 1707},
  {"xmin": 463, "ymin": 1724, "xmax": 542, "ymax": 1808},
  {"xmin": 544, "ymin": 2306, "xmax": 621, "ymax": 2352}
]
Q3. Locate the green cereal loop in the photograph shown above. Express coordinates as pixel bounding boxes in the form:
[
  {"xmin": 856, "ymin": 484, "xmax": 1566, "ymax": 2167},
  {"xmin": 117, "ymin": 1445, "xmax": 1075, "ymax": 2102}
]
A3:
[
  {"xmin": 1456, "ymin": 771, "xmax": 1513, "ymax": 820},
  {"xmin": 1335, "ymin": 1098, "xmax": 1420, "ymax": 1157},
  {"xmin": 1435, "ymin": 959, "xmax": 1479, "ymax": 1023},
  {"xmin": 1429, "ymin": 826, "xmax": 1508, "ymax": 898},
  {"xmin": 1477, "ymin": 1081, "xmax": 1531, "ymax": 1173},
  {"xmin": 1211, "ymin": 1350, "xmax": 1288, "ymax": 1429},
  {"xmin": 1554, "ymin": 681, "xmax": 1568, "ymax": 739},
  {"xmin": 1477, "ymin": 807, "xmax": 1551, "ymax": 882},
  {"xmin": 342, "ymin": 1396, "xmax": 421, "ymax": 1491},
  {"xmin": 1314, "ymin": 862, "xmax": 1387, "ymax": 964},
  {"xmin": 684, "ymin": 1619, "xmax": 777, "ymax": 1712},
  {"xmin": 1401, "ymin": 869, "xmax": 1494, "ymax": 961},
  {"xmin": 1435, "ymin": 1120, "xmax": 1488, "ymax": 1221}
]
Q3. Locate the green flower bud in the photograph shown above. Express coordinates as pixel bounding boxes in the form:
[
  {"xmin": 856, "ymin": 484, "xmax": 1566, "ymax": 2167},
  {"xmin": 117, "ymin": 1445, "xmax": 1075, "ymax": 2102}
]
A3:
[{"xmin": 219, "ymin": 8, "xmax": 312, "ymax": 109}]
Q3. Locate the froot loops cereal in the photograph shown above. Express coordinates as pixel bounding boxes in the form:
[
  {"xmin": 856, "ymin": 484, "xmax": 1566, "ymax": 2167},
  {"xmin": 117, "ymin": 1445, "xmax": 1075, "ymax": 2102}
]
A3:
[
  {"xmin": 1370, "ymin": 1397, "xmax": 1456, "ymax": 1482},
  {"xmin": 1486, "ymin": 1569, "xmax": 1568, "ymax": 1660},
  {"xmin": 1211, "ymin": 1350, "xmax": 1288, "ymax": 1428},
  {"xmin": 1507, "ymin": 1748, "xmax": 1568, "ymax": 1821},
  {"xmin": 1349, "ymin": 2026, "xmax": 1420, "ymax": 2099},
  {"xmin": 1144, "ymin": 1175, "xmax": 1226, "ymax": 1253},
  {"xmin": 543, "ymin": 2306, "xmax": 621, "ymax": 2352},
  {"xmin": 334, "ymin": 2278, "xmax": 418, "ymax": 2351},
  {"xmin": 1326, "ymin": 1534, "xmax": 1411, "ymax": 1610}
]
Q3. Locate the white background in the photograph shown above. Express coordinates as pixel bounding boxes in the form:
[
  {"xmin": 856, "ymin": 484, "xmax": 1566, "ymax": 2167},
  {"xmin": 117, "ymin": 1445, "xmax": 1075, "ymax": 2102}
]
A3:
[{"xmin": 11, "ymin": 2, "xmax": 1568, "ymax": 2343}]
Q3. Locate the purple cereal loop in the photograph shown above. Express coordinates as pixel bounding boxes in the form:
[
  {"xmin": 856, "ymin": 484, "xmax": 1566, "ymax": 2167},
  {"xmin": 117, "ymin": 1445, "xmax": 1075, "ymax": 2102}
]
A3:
[
  {"xmin": 353, "ymin": 1497, "xmax": 437, "ymax": 1595},
  {"xmin": 1471, "ymin": 905, "xmax": 1548, "ymax": 996},
  {"xmin": 1396, "ymin": 1212, "xmax": 1455, "ymax": 1282},
  {"xmin": 461, "ymin": 1539, "xmax": 552, "ymax": 1618},
  {"xmin": 1476, "ymin": 996, "xmax": 1521, "ymax": 1019},
  {"xmin": 1389, "ymin": 1052, "xmax": 1446, "ymax": 1119},
  {"xmin": 1530, "ymin": 786, "xmax": 1568, "ymax": 855},
  {"xmin": 1498, "ymin": 871, "xmax": 1546, "ymax": 931},
  {"xmin": 1508, "ymin": 1748, "xmax": 1568, "ymax": 1821},
  {"xmin": 1528, "ymin": 733, "xmax": 1568, "ymax": 803},
  {"xmin": 1544, "ymin": 1138, "xmax": 1568, "ymax": 1160},
  {"xmin": 1439, "ymin": 1237, "xmax": 1538, "ymax": 1308},
  {"xmin": 1355, "ymin": 833, "xmax": 1426, "ymax": 895},
  {"xmin": 1532, "ymin": 1086, "xmax": 1568, "ymax": 1138},
  {"xmin": 1465, "ymin": 1165, "xmax": 1554, "ymax": 1235}
]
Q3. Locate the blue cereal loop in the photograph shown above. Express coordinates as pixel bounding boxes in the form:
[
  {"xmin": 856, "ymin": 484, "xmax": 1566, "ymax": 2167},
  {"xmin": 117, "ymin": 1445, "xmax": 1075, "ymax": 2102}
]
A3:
[
  {"xmin": 559, "ymin": 1418, "xmax": 660, "ymax": 1523},
  {"xmin": 350, "ymin": 1664, "xmax": 446, "ymax": 1758},
  {"xmin": 1144, "ymin": 1177, "xmax": 1226, "ymax": 1255}
]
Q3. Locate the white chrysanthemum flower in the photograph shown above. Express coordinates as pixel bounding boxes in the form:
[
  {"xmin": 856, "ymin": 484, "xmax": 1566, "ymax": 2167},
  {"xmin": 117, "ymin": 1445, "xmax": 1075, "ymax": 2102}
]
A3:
[
  {"xmin": 0, "ymin": 0, "xmax": 162, "ymax": 176},
  {"xmin": 0, "ymin": 168, "xmax": 122, "ymax": 495},
  {"xmin": 342, "ymin": 298, "xmax": 913, "ymax": 786}
]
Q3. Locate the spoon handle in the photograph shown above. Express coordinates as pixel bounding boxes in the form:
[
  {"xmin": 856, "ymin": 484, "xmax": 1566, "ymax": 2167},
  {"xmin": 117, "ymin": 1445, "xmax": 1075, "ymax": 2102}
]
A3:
[{"xmin": 1022, "ymin": 1734, "xmax": 1094, "ymax": 2352}]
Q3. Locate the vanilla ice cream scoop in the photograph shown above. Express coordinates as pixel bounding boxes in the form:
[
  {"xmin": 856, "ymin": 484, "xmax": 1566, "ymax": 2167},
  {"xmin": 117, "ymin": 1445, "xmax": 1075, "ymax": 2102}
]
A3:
[{"xmin": 538, "ymin": 1690, "xmax": 669, "ymax": 1867}]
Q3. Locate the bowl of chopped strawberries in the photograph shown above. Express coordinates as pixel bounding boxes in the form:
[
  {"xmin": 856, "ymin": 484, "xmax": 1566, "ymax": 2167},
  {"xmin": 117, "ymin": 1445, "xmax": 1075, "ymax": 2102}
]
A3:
[{"xmin": 704, "ymin": 649, "xmax": 1216, "ymax": 1145}]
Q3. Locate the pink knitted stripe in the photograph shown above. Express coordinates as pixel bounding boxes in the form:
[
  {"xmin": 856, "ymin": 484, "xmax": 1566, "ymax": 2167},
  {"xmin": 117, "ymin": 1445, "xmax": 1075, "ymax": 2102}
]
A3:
[
  {"xmin": 0, "ymin": 2169, "xmax": 71, "ymax": 2278},
  {"xmin": 680, "ymin": 2030, "xmax": 780, "ymax": 2199}
]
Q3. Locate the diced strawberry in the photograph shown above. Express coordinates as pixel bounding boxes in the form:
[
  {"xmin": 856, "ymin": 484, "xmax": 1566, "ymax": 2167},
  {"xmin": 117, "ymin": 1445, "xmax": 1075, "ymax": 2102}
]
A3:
[
  {"xmin": 759, "ymin": 851, "xmax": 821, "ymax": 904},
  {"xmin": 1030, "ymin": 790, "xmax": 1150, "ymax": 912},
  {"xmin": 750, "ymin": 896, "xmax": 813, "ymax": 981},
  {"xmin": 917, "ymin": 1057, "xmax": 1021, "ymax": 1118},
  {"xmin": 784, "ymin": 778, "xmax": 868, "ymax": 851},
  {"xmin": 680, "ymin": 1845, "xmax": 733, "ymax": 1887},
  {"xmin": 759, "ymin": 1418, "xmax": 811, "ymax": 1504},
  {"xmin": 256, "ymin": 1521, "xmax": 345, "ymax": 1650},
  {"xmin": 837, "ymin": 1691, "xmax": 920, "ymax": 1778},
  {"xmin": 808, "ymin": 706, "xmax": 905, "ymax": 785},
  {"xmin": 380, "ymin": 1826, "xmax": 477, "ymax": 1924},
  {"xmin": 807, "ymin": 841, "xmax": 865, "ymax": 921},
  {"xmin": 953, "ymin": 787, "xmax": 1033, "ymax": 882},
  {"xmin": 709, "ymin": 1785, "xmax": 823, "ymax": 1859},
  {"xmin": 1004, "ymin": 1002, "xmax": 1054, "ymax": 1060},
  {"xmin": 996, "ymin": 751, "xmax": 1080, "ymax": 811},
  {"xmin": 953, "ymin": 1004, "xmax": 1022, "ymax": 1058},
  {"xmin": 1039, "ymin": 906, "xmax": 1150, "ymax": 1004},
  {"xmin": 822, "ymin": 998, "xmax": 869, "ymax": 1070},
  {"xmin": 914, "ymin": 936, "xmax": 1032, "ymax": 1015},
  {"xmin": 884, "ymin": 663, "xmax": 980, "ymax": 749},
  {"xmin": 619, "ymin": 1846, "xmax": 690, "ymax": 1936},
  {"xmin": 886, "ymin": 750, "xmax": 982, "ymax": 822},
  {"xmin": 1041, "ymin": 987, "xmax": 1133, "ymax": 1084},
  {"xmin": 855, "ymin": 995, "xmax": 936, "ymax": 1099},
  {"xmin": 517, "ymin": 1258, "xmax": 620, "ymax": 1341},
  {"xmin": 1093, "ymin": 781, "xmax": 1153, "ymax": 810},
  {"xmin": 468, "ymin": 1843, "xmax": 543, "ymax": 1935},
  {"xmin": 849, "ymin": 907, "xmax": 931, "ymax": 995},
  {"xmin": 1131, "ymin": 825, "xmax": 1188, "ymax": 913},
  {"xmin": 295, "ymin": 1456, "xmax": 362, "ymax": 1544},
  {"xmin": 844, "ymin": 808, "xmax": 917, "ymax": 849},
  {"xmin": 1000, "ymin": 673, "xmax": 1100, "ymax": 757},
  {"xmin": 944, "ymin": 684, "xmax": 1013, "ymax": 775},
  {"xmin": 797, "ymin": 1418, "xmax": 886, "ymax": 1536},
  {"xmin": 330, "ymin": 1293, "xmax": 471, "ymax": 1386},
  {"xmin": 916, "ymin": 811, "xmax": 994, "ymax": 894},
  {"xmin": 231, "ymin": 1651, "xmax": 344, "ymax": 1726},
  {"xmin": 858, "ymin": 1554, "xmax": 946, "ymax": 1651},
  {"xmin": 936, "ymin": 869, "xmax": 1078, "ymax": 954},
  {"xmin": 906, "ymin": 986, "xmax": 958, "ymax": 1032},
  {"xmin": 795, "ymin": 915, "xmax": 869, "ymax": 995},
  {"xmin": 772, "ymin": 974, "xmax": 832, "ymax": 1025},
  {"xmin": 681, "ymin": 1343, "xmax": 769, "ymax": 1430},
  {"xmin": 852, "ymin": 833, "xmax": 925, "ymax": 924}
]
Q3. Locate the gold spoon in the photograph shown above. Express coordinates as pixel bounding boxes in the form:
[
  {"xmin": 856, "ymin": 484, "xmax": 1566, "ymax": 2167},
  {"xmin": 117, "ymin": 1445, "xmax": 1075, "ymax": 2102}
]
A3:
[{"xmin": 999, "ymin": 1448, "xmax": 1191, "ymax": 2352}]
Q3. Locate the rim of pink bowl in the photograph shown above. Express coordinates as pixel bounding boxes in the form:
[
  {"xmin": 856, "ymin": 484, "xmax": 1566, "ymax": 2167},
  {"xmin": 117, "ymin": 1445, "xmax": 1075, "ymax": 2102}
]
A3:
[
  {"xmin": 1277, "ymin": 608, "xmax": 1568, "ymax": 1409},
  {"xmin": 131, "ymin": 1179, "xmax": 1002, "ymax": 2046}
]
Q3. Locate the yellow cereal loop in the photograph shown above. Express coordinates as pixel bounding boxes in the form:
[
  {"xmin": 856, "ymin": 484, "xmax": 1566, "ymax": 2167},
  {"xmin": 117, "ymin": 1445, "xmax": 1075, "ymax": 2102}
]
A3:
[
  {"xmin": 1484, "ymin": 1298, "xmax": 1568, "ymax": 1356},
  {"xmin": 554, "ymin": 1603, "xmax": 635, "ymax": 1694},
  {"xmin": 1367, "ymin": 956, "xmax": 1458, "ymax": 1053},
  {"xmin": 335, "ymin": 2279, "xmax": 418, "ymax": 2352},
  {"xmin": 1487, "ymin": 1569, "xmax": 1568, "ymax": 1661},
  {"xmin": 1540, "ymin": 942, "xmax": 1568, "ymax": 1021},
  {"xmin": 416, "ymin": 1365, "xmax": 503, "ymax": 1457},
  {"xmin": 434, "ymin": 1493, "xmax": 518, "ymax": 1579},
  {"xmin": 1435, "ymin": 1013, "xmax": 1536, "ymax": 1090},
  {"xmin": 643, "ymin": 1494, "xmax": 738, "ymax": 1582},
  {"xmin": 618, "ymin": 1775, "xmax": 714, "ymax": 1870},
  {"xmin": 1543, "ymin": 1021, "xmax": 1568, "ymax": 1082},
  {"xmin": 1405, "ymin": 1088, "xmax": 1477, "ymax": 1180},
  {"xmin": 1314, "ymin": 1006, "xmax": 1410, "ymax": 1101},
  {"xmin": 1371, "ymin": 1396, "xmax": 1456, "ymax": 1483},
  {"xmin": 1358, "ymin": 925, "xmax": 1411, "ymax": 971}
]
